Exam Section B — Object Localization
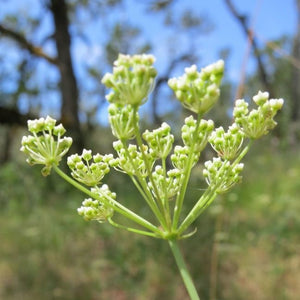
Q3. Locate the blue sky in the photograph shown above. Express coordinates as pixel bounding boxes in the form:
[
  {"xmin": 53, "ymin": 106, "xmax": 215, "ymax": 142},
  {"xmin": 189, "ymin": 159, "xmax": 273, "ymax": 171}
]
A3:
[
  {"xmin": 1, "ymin": 0, "xmax": 295, "ymax": 75},
  {"xmin": 0, "ymin": 0, "xmax": 297, "ymax": 120},
  {"xmin": 127, "ymin": 0, "xmax": 296, "ymax": 79}
]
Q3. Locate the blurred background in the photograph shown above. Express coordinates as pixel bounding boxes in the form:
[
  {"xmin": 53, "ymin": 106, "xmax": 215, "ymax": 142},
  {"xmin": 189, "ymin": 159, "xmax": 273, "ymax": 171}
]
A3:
[{"xmin": 0, "ymin": 0, "xmax": 299, "ymax": 299}]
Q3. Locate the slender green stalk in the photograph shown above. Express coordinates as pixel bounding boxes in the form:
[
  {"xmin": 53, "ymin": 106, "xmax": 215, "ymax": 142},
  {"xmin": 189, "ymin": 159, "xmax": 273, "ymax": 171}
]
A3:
[
  {"xmin": 168, "ymin": 239, "xmax": 200, "ymax": 300},
  {"xmin": 178, "ymin": 187, "xmax": 218, "ymax": 235},
  {"xmin": 121, "ymin": 140, "xmax": 168, "ymax": 229},
  {"xmin": 53, "ymin": 165, "xmax": 162, "ymax": 236},
  {"xmin": 172, "ymin": 114, "xmax": 202, "ymax": 230},
  {"xmin": 132, "ymin": 106, "xmax": 171, "ymax": 229},
  {"xmin": 178, "ymin": 139, "xmax": 253, "ymax": 235},
  {"xmin": 161, "ymin": 156, "xmax": 172, "ymax": 227},
  {"xmin": 108, "ymin": 217, "xmax": 159, "ymax": 238}
]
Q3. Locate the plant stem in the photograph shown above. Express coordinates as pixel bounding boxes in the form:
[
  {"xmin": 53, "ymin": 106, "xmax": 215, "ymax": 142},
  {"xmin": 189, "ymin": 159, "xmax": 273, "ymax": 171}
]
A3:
[
  {"xmin": 121, "ymin": 139, "xmax": 168, "ymax": 230},
  {"xmin": 168, "ymin": 239, "xmax": 200, "ymax": 300},
  {"xmin": 53, "ymin": 165, "xmax": 161, "ymax": 236},
  {"xmin": 178, "ymin": 139, "xmax": 254, "ymax": 235},
  {"xmin": 132, "ymin": 106, "xmax": 169, "ymax": 226},
  {"xmin": 172, "ymin": 114, "xmax": 202, "ymax": 230}
]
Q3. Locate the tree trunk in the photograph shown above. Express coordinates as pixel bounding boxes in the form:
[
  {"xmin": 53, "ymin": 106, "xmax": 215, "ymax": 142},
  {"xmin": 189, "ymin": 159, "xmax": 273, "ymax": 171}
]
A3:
[
  {"xmin": 291, "ymin": 0, "xmax": 300, "ymax": 121},
  {"xmin": 50, "ymin": 0, "xmax": 84, "ymax": 151}
]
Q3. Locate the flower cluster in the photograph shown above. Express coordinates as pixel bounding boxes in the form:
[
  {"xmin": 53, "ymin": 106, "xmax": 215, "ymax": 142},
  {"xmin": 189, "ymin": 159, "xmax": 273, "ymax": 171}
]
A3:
[
  {"xmin": 171, "ymin": 146, "xmax": 191, "ymax": 171},
  {"xmin": 77, "ymin": 185, "xmax": 115, "ymax": 222},
  {"xmin": 20, "ymin": 54, "xmax": 284, "ymax": 246},
  {"xmin": 20, "ymin": 116, "xmax": 72, "ymax": 176},
  {"xmin": 209, "ymin": 123, "xmax": 244, "ymax": 160},
  {"xmin": 112, "ymin": 141, "xmax": 154, "ymax": 177},
  {"xmin": 143, "ymin": 122, "xmax": 174, "ymax": 159},
  {"xmin": 67, "ymin": 150, "xmax": 113, "ymax": 186},
  {"xmin": 101, "ymin": 54, "xmax": 157, "ymax": 106},
  {"xmin": 108, "ymin": 104, "xmax": 138, "ymax": 140},
  {"xmin": 233, "ymin": 91, "xmax": 284, "ymax": 139},
  {"xmin": 181, "ymin": 116, "xmax": 214, "ymax": 153},
  {"xmin": 20, "ymin": 53, "xmax": 286, "ymax": 300},
  {"xmin": 169, "ymin": 116, "xmax": 214, "ymax": 174},
  {"xmin": 168, "ymin": 60, "xmax": 224, "ymax": 114},
  {"xmin": 148, "ymin": 166, "xmax": 182, "ymax": 200},
  {"xmin": 203, "ymin": 158, "xmax": 244, "ymax": 194}
]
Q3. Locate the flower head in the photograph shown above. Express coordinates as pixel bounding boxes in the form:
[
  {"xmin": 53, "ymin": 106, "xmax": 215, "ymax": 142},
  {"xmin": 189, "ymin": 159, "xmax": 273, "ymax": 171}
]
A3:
[
  {"xmin": 67, "ymin": 150, "xmax": 113, "ymax": 186},
  {"xmin": 102, "ymin": 54, "xmax": 157, "ymax": 106},
  {"xmin": 112, "ymin": 141, "xmax": 154, "ymax": 177},
  {"xmin": 148, "ymin": 166, "xmax": 182, "ymax": 200},
  {"xmin": 108, "ymin": 104, "xmax": 138, "ymax": 140},
  {"xmin": 78, "ymin": 184, "xmax": 115, "ymax": 222},
  {"xmin": 20, "ymin": 116, "xmax": 72, "ymax": 176},
  {"xmin": 203, "ymin": 157, "xmax": 244, "ymax": 194},
  {"xmin": 181, "ymin": 116, "xmax": 214, "ymax": 153},
  {"xmin": 233, "ymin": 91, "xmax": 284, "ymax": 139},
  {"xmin": 143, "ymin": 122, "xmax": 174, "ymax": 159},
  {"xmin": 209, "ymin": 123, "xmax": 244, "ymax": 160},
  {"xmin": 168, "ymin": 60, "xmax": 224, "ymax": 114}
]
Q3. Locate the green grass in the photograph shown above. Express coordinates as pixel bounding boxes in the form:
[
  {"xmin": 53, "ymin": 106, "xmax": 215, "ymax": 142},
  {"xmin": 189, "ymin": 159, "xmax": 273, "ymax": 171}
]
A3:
[{"xmin": 0, "ymin": 144, "xmax": 299, "ymax": 299}]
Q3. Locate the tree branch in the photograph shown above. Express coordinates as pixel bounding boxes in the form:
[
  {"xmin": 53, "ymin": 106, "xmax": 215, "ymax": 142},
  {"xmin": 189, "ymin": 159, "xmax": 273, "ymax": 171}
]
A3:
[
  {"xmin": 0, "ymin": 106, "xmax": 36, "ymax": 126},
  {"xmin": 224, "ymin": 0, "xmax": 273, "ymax": 95},
  {"xmin": 0, "ymin": 24, "xmax": 58, "ymax": 65}
]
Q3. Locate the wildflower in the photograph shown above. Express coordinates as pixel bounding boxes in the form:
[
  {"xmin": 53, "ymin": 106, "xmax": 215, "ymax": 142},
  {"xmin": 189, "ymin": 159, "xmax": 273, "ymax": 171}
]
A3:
[
  {"xmin": 108, "ymin": 104, "xmax": 137, "ymax": 140},
  {"xmin": 102, "ymin": 54, "xmax": 157, "ymax": 106},
  {"xmin": 168, "ymin": 60, "xmax": 224, "ymax": 114},
  {"xmin": 78, "ymin": 184, "xmax": 116, "ymax": 222},
  {"xmin": 233, "ymin": 91, "xmax": 284, "ymax": 139},
  {"xmin": 209, "ymin": 123, "xmax": 244, "ymax": 160},
  {"xmin": 203, "ymin": 157, "xmax": 244, "ymax": 193},
  {"xmin": 20, "ymin": 116, "xmax": 72, "ymax": 176},
  {"xmin": 143, "ymin": 122, "xmax": 174, "ymax": 159},
  {"xmin": 67, "ymin": 150, "xmax": 113, "ymax": 186},
  {"xmin": 181, "ymin": 116, "xmax": 214, "ymax": 152}
]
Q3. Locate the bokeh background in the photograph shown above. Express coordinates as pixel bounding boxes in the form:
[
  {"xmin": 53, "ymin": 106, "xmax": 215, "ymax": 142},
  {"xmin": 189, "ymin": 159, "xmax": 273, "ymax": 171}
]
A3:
[{"xmin": 0, "ymin": 0, "xmax": 299, "ymax": 299}]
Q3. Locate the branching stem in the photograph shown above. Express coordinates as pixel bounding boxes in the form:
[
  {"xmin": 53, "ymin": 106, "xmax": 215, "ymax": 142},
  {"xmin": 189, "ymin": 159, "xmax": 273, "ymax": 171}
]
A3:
[{"xmin": 53, "ymin": 165, "xmax": 162, "ymax": 236}]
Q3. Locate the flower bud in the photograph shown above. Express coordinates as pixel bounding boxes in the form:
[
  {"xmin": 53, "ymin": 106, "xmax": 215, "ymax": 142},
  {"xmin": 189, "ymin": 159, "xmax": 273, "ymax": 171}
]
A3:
[
  {"xmin": 209, "ymin": 123, "xmax": 244, "ymax": 160},
  {"xmin": 233, "ymin": 91, "xmax": 284, "ymax": 139},
  {"xmin": 21, "ymin": 117, "xmax": 72, "ymax": 175},
  {"xmin": 102, "ymin": 54, "xmax": 157, "ymax": 106},
  {"xmin": 143, "ymin": 122, "xmax": 174, "ymax": 158},
  {"xmin": 181, "ymin": 116, "xmax": 214, "ymax": 153},
  {"xmin": 168, "ymin": 60, "xmax": 224, "ymax": 114},
  {"xmin": 203, "ymin": 157, "xmax": 244, "ymax": 193},
  {"xmin": 108, "ymin": 104, "xmax": 137, "ymax": 140},
  {"xmin": 67, "ymin": 149, "xmax": 111, "ymax": 186},
  {"xmin": 78, "ymin": 196, "xmax": 114, "ymax": 222}
]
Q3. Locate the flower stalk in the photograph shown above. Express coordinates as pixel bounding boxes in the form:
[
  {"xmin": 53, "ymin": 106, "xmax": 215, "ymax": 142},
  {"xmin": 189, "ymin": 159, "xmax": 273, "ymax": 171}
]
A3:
[{"xmin": 168, "ymin": 240, "xmax": 200, "ymax": 300}]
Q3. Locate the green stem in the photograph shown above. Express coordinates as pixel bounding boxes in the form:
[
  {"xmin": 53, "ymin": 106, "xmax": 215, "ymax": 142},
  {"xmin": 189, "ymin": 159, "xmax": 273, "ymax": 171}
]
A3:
[
  {"xmin": 168, "ymin": 239, "xmax": 200, "ymax": 300},
  {"xmin": 108, "ymin": 217, "xmax": 159, "ymax": 238},
  {"xmin": 53, "ymin": 165, "xmax": 162, "ymax": 236},
  {"xmin": 178, "ymin": 187, "xmax": 218, "ymax": 235},
  {"xmin": 161, "ymin": 157, "xmax": 172, "ymax": 227},
  {"xmin": 132, "ymin": 106, "xmax": 170, "ymax": 229},
  {"xmin": 121, "ymin": 140, "xmax": 168, "ymax": 230},
  {"xmin": 178, "ymin": 139, "xmax": 254, "ymax": 235},
  {"xmin": 172, "ymin": 114, "xmax": 202, "ymax": 230}
]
